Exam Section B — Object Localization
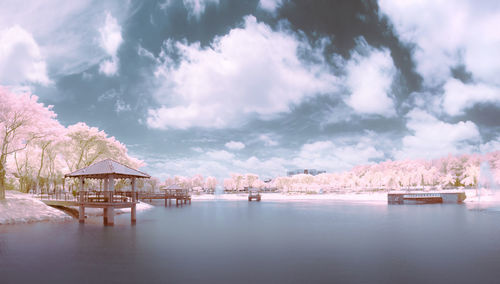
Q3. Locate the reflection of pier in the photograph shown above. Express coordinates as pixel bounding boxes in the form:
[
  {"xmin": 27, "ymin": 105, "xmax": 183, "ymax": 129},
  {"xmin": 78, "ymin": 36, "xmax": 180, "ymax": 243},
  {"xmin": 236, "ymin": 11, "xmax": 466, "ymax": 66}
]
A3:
[
  {"xmin": 388, "ymin": 191, "xmax": 466, "ymax": 204},
  {"xmin": 41, "ymin": 159, "xmax": 151, "ymax": 225}
]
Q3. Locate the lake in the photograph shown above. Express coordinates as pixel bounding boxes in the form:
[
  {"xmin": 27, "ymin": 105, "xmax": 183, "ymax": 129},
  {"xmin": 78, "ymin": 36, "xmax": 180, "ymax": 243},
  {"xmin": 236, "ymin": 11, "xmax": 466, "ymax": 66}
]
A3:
[{"xmin": 1, "ymin": 200, "xmax": 500, "ymax": 284}]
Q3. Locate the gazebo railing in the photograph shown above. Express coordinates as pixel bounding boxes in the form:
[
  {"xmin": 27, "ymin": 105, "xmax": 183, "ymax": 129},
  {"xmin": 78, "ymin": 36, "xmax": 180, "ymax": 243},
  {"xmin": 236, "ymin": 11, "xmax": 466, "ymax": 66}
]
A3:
[
  {"xmin": 37, "ymin": 192, "xmax": 77, "ymax": 201},
  {"xmin": 77, "ymin": 191, "xmax": 134, "ymax": 203}
]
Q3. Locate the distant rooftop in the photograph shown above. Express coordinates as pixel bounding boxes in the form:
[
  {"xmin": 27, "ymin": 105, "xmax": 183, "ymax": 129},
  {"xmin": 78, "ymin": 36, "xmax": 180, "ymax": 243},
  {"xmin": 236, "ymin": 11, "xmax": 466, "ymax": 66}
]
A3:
[{"xmin": 286, "ymin": 169, "xmax": 326, "ymax": 176}]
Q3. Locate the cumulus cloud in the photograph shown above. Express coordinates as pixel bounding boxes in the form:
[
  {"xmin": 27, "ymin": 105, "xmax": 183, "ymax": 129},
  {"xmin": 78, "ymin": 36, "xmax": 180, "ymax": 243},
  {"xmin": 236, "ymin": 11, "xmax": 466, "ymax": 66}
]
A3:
[
  {"xmin": 225, "ymin": 141, "xmax": 245, "ymax": 150},
  {"xmin": 0, "ymin": 25, "xmax": 50, "ymax": 85},
  {"xmin": 258, "ymin": 0, "xmax": 285, "ymax": 13},
  {"xmin": 0, "ymin": 0, "xmax": 128, "ymax": 78},
  {"xmin": 258, "ymin": 134, "xmax": 279, "ymax": 146},
  {"xmin": 293, "ymin": 140, "xmax": 384, "ymax": 172},
  {"xmin": 98, "ymin": 12, "xmax": 122, "ymax": 76},
  {"xmin": 147, "ymin": 16, "xmax": 338, "ymax": 129},
  {"xmin": 394, "ymin": 109, "xmax": 480, "ymax": 160},
  {"xmin": 344, "ymin": 38, "xmax": 396, "ymax": 116},
  {"xmin": 442, "ymin": 78, "xmax": 500, "ymax": 116},
  {"xmin": 141, "ymin": 137, "xmax": 385, "ymax": 181},
  {"xmin": 379, "ymin": 0, "xmax": 500, "ymax": 114}
]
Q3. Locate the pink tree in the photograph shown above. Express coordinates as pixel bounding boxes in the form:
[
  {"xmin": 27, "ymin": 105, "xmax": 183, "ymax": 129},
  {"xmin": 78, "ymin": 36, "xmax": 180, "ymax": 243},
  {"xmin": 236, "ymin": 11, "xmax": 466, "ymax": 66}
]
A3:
[
  {"xmin": 0, "ymin": 87, "xmax": 60, "ymax": 200},
  {"xmin": 62, "ymin": 122, "xmax": 143, "ymax": 171}
]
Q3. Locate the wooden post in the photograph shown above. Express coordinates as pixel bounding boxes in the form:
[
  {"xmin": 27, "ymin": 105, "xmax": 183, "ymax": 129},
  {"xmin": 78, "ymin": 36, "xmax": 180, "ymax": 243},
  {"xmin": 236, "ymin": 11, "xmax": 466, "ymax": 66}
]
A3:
[
  {"xmin": 79, "ymin": 177, "xmax": 85, "ymax": 223},
  {"xmin": 79, "ymin": 204, "xmax": 85, "ymax": 223},
  {"xmin": 109, "ymin": 175, "xmax": 114, "ymax": 192},
  {"xmin": 103, "ymin": 176, "xmax": 110, "ymax": 225},
  {"xmin": 107, "ymin": 207, "xmax": 114, "ymax": 226},
  {"xmin": 103, "ymin": 207, "xmax": 108, "ymax": 225},
  {"xmin": 131, "ymin": 178, "xmax": 136, "ymax": 224}
]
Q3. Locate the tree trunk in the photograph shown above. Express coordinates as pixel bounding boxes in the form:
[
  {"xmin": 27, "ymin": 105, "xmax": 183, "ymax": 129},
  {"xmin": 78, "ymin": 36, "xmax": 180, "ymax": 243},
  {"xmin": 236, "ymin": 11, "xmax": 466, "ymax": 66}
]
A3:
[
  {"xmin": 0, "ymin": 171, "xmax": 5, "ymax": 200},
  {"xmin": 0, "ymin": 164, "xmax": 5, "ymax": 200}
]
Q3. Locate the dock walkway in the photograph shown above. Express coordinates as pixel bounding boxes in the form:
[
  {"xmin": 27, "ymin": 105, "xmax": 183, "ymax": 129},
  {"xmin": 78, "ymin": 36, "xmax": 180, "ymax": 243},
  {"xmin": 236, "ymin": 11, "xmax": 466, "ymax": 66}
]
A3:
[{"xmin": 388, "ymin": 191, "xmax": 466, "ymax": 204}]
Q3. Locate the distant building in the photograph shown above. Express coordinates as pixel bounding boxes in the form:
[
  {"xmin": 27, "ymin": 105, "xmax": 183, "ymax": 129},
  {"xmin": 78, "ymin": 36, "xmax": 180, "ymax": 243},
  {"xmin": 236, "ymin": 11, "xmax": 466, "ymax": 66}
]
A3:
[{"xmin": 286, "ymin": 169, "xmax": 326, "ymax": 176}]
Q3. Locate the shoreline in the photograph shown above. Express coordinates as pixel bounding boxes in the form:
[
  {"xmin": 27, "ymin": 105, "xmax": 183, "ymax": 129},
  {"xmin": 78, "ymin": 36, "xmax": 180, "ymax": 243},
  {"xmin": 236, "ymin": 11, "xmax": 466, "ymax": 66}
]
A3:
[
  {"xmin": 2, "ymin": 189, "xmax": 499, "ymax": 225},
  {"xmin": 0, "ymin": 191, "xmax": 73, "ymax": 225},
  {"xmin": 0, "ymin": 191, "xmax": 154, "ymax": 225}
]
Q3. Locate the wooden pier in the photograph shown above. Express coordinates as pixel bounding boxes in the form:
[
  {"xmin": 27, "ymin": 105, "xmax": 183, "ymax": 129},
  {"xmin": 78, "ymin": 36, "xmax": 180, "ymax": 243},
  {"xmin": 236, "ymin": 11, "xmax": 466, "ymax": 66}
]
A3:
[
  {"xmin": 129, "ymin": 188, "xmax": 191, "ymax": 206},
  {"xmin": 388, "ymin": 191, "xmax": 466, "ymax": 204}
]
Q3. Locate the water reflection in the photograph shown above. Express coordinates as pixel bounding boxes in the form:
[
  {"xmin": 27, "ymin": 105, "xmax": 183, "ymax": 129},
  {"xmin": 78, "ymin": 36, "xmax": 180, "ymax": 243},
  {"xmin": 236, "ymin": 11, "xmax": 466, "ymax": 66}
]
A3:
[{"xmin": 1, "ymin": 201, "xmax": 500, "ymax": 284}]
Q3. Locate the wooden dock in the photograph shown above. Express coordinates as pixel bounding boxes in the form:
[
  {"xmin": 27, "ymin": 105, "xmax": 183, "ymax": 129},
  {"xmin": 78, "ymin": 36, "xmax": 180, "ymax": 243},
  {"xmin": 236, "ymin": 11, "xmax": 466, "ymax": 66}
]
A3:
[
  {"xmin": 388, "ymin": 191, "xmax": 466, "ymax": 204},
  {"xmin": 128, "ymin": 189, "xmax": 191, "ymax": 206},
  {"xmin": 39, "ymin": 191, "xmax": 137, "ymax": 225},
  {"xmin": 248, "ymin": 190, "xmax": 261, "ymax": 201}
]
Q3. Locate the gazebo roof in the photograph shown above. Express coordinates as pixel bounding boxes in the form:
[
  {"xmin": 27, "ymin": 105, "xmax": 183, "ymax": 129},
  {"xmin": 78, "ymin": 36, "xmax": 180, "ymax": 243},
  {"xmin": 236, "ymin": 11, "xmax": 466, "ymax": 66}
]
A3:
[{"xmin": 65, "ymin": 159, "xmax": 150, "ymax": 179}]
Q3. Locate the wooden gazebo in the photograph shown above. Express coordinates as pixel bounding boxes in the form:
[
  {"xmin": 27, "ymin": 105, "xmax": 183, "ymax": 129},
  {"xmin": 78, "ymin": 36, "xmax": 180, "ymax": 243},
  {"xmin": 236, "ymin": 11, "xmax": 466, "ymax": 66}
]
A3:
[{"xmin": 65, "ymin": 159, "xmax": 150, "ymax": 225}]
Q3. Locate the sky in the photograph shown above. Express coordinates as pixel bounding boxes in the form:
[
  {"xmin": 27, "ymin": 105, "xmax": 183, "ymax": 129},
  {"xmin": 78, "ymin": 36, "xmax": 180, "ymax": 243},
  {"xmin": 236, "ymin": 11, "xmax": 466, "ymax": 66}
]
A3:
[{"xmin": 1, "ymin": 0, "xmax": 499, "ymax": 181}]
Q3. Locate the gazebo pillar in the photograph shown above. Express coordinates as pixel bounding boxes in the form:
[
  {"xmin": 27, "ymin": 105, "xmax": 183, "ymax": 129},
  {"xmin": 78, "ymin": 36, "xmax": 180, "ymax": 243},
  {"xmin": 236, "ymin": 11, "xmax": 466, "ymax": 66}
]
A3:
[
  {"xmin": 105, "ymin": 175, "xmax": 115, "ymax": 226},
  {"xmin": 103, "ymin": 175, "xmax": 109, "ymax": 225},
  {"xmin": 78, "ymin": 177, "xmax": 85, "ymax": 223},
  {"xmin": 131, "ymin": 178, "xmax": 136, "ymax": 224}
]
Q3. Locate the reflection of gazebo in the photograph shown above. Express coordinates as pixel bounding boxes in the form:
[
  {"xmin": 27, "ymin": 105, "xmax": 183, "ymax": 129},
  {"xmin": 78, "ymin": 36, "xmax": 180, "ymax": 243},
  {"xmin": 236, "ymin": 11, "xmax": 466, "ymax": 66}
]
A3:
[{"xmin": 65, "ymin": 159, "xmax": 150, "ymax": 225}]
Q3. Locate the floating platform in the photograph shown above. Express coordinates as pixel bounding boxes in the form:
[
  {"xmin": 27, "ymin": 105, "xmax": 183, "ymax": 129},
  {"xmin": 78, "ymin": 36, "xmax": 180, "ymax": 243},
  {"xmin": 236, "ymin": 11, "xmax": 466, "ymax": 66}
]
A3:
[
  {"xmin": 388, "ymin": 191, "xmax": 466, "ymax": 204},
  {"xmin": 248, "ymin": 191, "xmax": 261, "ymax": 201}
]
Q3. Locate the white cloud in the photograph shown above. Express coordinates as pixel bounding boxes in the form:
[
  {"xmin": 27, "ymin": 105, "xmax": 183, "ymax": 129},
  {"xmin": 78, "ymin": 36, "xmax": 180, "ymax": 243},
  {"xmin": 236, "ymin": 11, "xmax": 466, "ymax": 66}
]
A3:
[
  {"xmin": 258, "ymin": 0, "xmax": 285, "ymax": 13},
  {"xmin": 479, "ymin": 139, "xmax": 500, "ymax": 154},
  {"xmin": 0, "ymin": 25, "xmax": 50, "ymax": 85},
  {"xmin": 99, "ymin": 59, "xmax": 119, "ymax": 76},
  {"xmin": 160, "ymin": 0, "xmax": 219, "ymax": 19},
  {"xmin": 379, "ymin": 0, "xmax": 500, "ymax": 112},
  {"xmin": 147, "ymin": 16, "xmax": 338, "ymax": 129},
  {"xmin": 442, "ymin": 78, "xmax": 500, "ymax": 116},
  {"xmin": 183, "ymin": 0, "xmax": 219, "ymax": 19},
  {"xmin": 97, "ymin": 89, "xmax": 119, "ymax": 101},
  {"xmin": 0, "ymin": 0, "xmax": 128, "ymax": 78},
  {"xmin": 191, "ymin": 147, "xmax": 203, "ymax": 153},
  {"xmin": 293, "ymin": 140, "xmax": 384, "ymax": 172},
  {"xmin": 344, "ymin": 38, "xmax": 396, "ymax": 116},
  {"xmin": 206, "ymin": 150, "xmax": 235, "ymax": 161},
  {"xmin": 225, "ymin": 141, "xmax": 246, "ymax": 150},
  {"xmin": 258, "ymin": 134, "xmax": 278, "ymax": 146},
  {"xmin": 115, "ymin": 99, "xmax": 131, "ymax": 113},
  {"xmin": 98, "ymin": 12, "xmax": 122, "ymax": 76},
  {"xmin": 138, "ymin": 135, "xmax": 387, "ymax": 182},
  {"xmin": 394, "ymin": 109, "xmax": 480, "ymax": 160}
]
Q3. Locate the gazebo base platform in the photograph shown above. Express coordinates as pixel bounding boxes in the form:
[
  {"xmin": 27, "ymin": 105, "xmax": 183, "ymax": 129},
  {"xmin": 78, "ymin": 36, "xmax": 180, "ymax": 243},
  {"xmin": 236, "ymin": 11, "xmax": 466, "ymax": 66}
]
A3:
[{"xmin": 78, "ymin": 202, "xmax": 137, "ymax": 226}]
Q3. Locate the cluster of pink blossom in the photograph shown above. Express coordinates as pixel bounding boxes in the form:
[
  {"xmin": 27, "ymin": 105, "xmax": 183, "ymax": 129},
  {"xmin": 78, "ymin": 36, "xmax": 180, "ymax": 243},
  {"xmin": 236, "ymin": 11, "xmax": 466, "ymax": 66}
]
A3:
[
  {"xmin": 0, "ymin": 87, "xmax": 143, "ymax": 199},
  {"xmin": 223, "ymin": 152, "xmax": 500, "ymax": 193},
  {"xmin": 163, "ymin": 174, "xmax": 218, "ymax": 192}
]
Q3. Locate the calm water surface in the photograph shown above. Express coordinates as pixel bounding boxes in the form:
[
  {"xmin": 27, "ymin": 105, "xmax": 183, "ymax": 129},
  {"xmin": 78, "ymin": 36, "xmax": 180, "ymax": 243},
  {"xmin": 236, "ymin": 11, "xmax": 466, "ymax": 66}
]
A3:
[{"xmin": 1, "ymin": 200, "xmax": 500, "ymax": 284}]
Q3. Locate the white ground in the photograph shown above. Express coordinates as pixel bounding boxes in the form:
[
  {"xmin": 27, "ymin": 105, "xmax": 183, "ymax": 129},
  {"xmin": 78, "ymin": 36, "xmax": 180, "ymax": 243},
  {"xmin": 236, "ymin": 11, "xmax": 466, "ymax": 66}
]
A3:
[
  {"xmin": 0, "ymin": 191, "xmax": 72, "ymax": 225},
  {"xmin": 0, "ymin": 191, "xmax": 154, "ymax": 224}
]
